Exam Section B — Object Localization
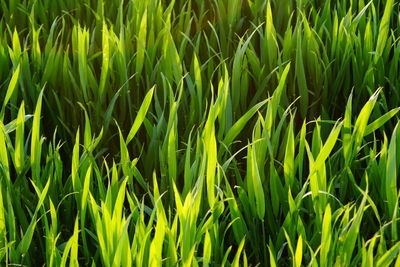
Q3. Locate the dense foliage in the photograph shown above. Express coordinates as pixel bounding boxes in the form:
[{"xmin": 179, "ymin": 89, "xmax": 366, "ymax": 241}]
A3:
[{"xmin": 0, "ymin": 0, "xmax": 400, "ymax": 266}]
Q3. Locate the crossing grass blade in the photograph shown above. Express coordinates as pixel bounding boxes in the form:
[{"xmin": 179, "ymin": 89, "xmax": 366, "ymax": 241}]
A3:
[
  {"xmin": 350, "ymin": 88, "xmax": 382, "ymax": 161},
  {"xmin": 0, "ymin": 64, "xmax": 20, "ymax": 120},
  {"xmin": 126, "ymin": 87, "xmax": 155, "ymax": 145},
  {"xmin": 16, "ymin": 177, "xmax": 51, "ymax": 257},
  {"xmin": 364, "ymin": 108, "xmax": 400, "ymax": 136},
  {"xmin": 310, "ymin": 121, "xmax": 343, "ymax": 177},
  {"xmin": 222, "ymin": 98, "xmax": 268, "ymax": 150},
  {"xmin": 376, "ymin": 241, "xmax": 400, "ymax": 267}
]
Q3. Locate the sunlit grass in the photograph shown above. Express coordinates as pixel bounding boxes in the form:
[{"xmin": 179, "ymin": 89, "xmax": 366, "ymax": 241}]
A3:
[{"xmin": 0, "ymin": 0, "xmax": 400, "ymax": 266}]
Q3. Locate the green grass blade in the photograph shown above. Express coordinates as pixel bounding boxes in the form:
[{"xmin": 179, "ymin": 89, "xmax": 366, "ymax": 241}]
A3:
[
  {"xmin": 31, "ymin": 89, "xmax": 44, "ymax": 182},
  {"xmin": 126, "ymin": 87, "xmax": 154, "ymax": 145}
]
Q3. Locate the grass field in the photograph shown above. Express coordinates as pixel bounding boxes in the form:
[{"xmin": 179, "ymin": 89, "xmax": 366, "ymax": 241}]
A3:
[{"xmin": 0, "ymin": 0, "xmax": 400, "ymax": 266}]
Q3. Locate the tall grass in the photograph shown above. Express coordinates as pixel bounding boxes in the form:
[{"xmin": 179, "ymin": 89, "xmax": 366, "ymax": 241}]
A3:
[{"xmin": 0, "ymin": 0, "xmax": 400, "ymax": 266}]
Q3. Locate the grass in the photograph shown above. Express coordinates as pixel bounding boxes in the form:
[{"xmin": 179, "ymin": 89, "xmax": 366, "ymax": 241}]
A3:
[{"xmin": 0, "ymin": 0, "xmax": 400, "ymax": 266}]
